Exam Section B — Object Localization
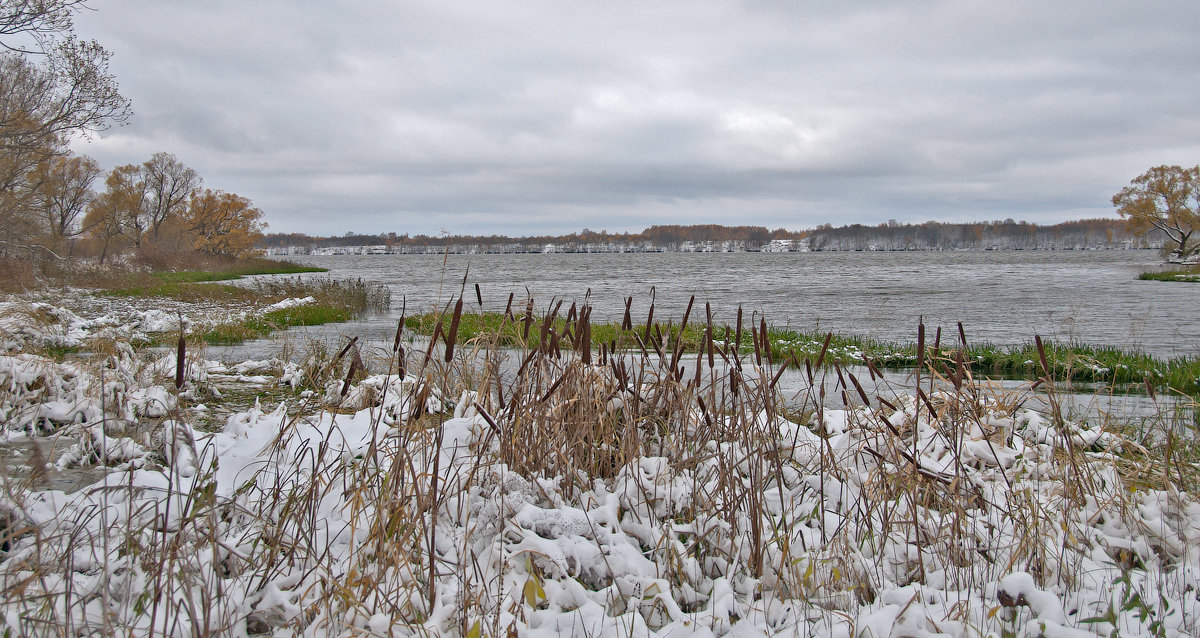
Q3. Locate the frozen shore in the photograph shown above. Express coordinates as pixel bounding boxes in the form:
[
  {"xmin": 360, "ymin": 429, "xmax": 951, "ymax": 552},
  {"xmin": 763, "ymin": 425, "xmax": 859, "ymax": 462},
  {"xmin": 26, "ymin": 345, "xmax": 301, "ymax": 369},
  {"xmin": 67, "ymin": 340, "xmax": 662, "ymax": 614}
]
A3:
[{"xmin": 1, "ymin": 293, "xmax": 1197, "ymax": 637}]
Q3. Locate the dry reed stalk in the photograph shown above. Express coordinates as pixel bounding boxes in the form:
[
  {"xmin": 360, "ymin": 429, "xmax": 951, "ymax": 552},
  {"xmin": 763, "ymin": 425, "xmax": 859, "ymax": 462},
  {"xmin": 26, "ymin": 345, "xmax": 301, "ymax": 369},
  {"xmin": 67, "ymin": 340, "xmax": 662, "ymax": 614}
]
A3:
[{"xmin": 3, "ymin": 286, "xmax": 1195, "ymax": 636}]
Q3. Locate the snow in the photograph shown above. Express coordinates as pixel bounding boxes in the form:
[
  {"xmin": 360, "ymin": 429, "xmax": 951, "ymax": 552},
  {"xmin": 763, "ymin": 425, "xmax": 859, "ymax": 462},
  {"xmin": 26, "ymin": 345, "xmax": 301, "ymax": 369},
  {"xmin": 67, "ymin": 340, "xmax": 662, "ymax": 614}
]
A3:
[
  {"xmin": 0, "ymin": 296, "xmax": 1197, "ymax": 637},
  {"xmin": 266, "ymin": 296, "xmax": 316, "ymax": 311}
]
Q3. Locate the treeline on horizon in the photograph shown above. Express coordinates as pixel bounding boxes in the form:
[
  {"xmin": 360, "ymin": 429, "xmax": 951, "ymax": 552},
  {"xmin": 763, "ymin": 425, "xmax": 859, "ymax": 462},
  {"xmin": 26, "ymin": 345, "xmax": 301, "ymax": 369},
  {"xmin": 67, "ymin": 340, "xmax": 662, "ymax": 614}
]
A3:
[{"xmin": 260, "ymin": 218, "xmax": 1149, "ymax": 251}]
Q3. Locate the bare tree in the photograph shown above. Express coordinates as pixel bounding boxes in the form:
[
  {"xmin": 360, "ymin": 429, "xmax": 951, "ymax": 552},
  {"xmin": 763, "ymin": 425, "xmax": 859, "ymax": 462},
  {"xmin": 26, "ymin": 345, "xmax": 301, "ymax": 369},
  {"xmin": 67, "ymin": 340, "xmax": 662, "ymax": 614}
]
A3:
[
  {"xmin": 1, "ymin": 1, "xmax": 89, "ymax": 54},
  {"xmin": 0, "ymin": 1, "xmax": 130, "ymax": 248},
  {"xmin": 0, "ymin": 40, "xmax": 130, "ymax": 166},
  {"xmin": 142, "ymin": 152, "xmax": 201, "ymax": 239},
  {"xmin": 81, "ymin": 188, "xmax": 126, "ymax": 263},
  {"xmin": 29, "ymin": 152, "xmax": 99, "ymax": 240},
  {"xmin": 102, "ymin": 163, "xmax": 150, "ymax": 247}
]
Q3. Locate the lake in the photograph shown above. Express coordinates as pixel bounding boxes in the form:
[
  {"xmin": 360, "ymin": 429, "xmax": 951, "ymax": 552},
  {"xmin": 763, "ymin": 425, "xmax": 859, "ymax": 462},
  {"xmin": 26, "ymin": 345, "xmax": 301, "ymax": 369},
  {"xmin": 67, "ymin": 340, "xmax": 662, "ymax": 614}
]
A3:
[{"xmin": 268, "ymin": 249, "xmax": 1194, "ymax": 359}]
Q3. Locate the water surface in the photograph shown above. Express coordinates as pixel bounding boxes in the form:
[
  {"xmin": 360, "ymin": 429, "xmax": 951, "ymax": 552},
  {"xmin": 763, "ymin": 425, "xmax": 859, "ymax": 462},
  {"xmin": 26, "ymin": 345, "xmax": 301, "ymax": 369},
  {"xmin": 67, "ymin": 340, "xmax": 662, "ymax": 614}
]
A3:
[{"xmin": 269, "ymin": 250, "xmax": 1194, "ymax": 359}]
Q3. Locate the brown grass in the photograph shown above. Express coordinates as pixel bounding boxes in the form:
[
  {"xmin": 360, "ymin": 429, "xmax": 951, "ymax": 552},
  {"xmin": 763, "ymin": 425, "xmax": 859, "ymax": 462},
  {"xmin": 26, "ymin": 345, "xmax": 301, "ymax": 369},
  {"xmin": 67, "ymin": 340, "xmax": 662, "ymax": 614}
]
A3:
[{"xmin": 0, "ymin": 291, "xmax": 1195, "ymax": 635}]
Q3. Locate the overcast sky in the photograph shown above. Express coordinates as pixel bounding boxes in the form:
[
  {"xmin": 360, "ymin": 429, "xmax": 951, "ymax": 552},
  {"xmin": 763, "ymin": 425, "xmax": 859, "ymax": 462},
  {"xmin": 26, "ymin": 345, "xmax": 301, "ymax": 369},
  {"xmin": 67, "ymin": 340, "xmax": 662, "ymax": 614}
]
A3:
[{"xmin": 69, "ymin": 0, "xmax": 1200, "ymax": 237}]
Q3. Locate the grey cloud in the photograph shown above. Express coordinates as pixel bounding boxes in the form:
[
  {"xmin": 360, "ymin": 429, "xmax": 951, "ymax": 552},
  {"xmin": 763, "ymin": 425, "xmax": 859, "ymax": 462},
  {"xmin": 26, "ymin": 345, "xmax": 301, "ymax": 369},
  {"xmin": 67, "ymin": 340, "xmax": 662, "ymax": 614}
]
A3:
[{"xmin": 69, "ymin": 0, "xmax": 1200, "ymax": 235}]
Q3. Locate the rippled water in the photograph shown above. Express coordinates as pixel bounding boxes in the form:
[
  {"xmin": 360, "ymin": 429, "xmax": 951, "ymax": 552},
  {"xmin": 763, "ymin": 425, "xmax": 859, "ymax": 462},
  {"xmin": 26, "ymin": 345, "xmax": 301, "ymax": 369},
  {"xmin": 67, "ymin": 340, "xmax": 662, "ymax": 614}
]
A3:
[{"xmin": 269, "ymin": 249, "xmax": 1194, "ymax": 359}]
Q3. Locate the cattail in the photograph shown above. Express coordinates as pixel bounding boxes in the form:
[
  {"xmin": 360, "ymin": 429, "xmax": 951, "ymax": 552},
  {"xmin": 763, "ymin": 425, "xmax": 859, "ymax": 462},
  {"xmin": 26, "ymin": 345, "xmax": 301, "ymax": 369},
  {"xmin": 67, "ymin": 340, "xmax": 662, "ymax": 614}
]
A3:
[
  {"xmin": 522, "ymin": 298, "xmax": 534, "ymax": 340},
  {"xmin": 1035, "ymin": 334, "xmax": 1051, "ymax": 377},
  {"xmin": 815, "ymin": 333, "xmax": 832, "ymax": 369},
  {"xmin": 916, "ymin": 320, "xmax": 926, "ymax": 376},
  {"xmin": 538, "ymin": 306, "xmax": 553, "ymax": 351},
  {"xmin": 734, "ymin": 306, "xmax": 743, "ymax": 355},
  {"xmin": 863, "ymin": 353, "xmax": 883, "ymax": 382},
  {"xmin": 539, "ymin": 375, "xmax": 567, "ymax": 403},
  {"xmin": 752, "ymin": 321, "xmax": 763, "ymax": 367},
  {"xmin": 698, "ymin": 397, "xmax": 713, "ymax": 429},
  {"xmin": 643, "ymin": 302, "xmax": 654, "ymax": 345},
  {"xmin": 444, "ymin": 297, "xmax": 463, "ymax": 362},
  {"xmin": 769, "ymin": 358, "xmax": 789, "ymax": 390},
  {"xmin": 410, "ymin": 381, "xmax": 429, "ymax": 420},
  {"xmin": 581, "ymin": 306, "xmax": 592, "ymax": 365},
  {"xmin": 848, "ymin": 370, "xmax": 870, "ymax": 406},
  {"xmin": 340, "ymin": 354, "xmax": 358, "ymax": 398},
  {"xmin": 424, "ymin": 319, "xmax": 443, "ymax": 366},
  {"xmin": 474, "ymin": 283, "xmax": 483, "ymax": 308},
  {"xmin": 393, "ymin": 298, "xmax": 406, "ymax": 353},
  {"xmin": 672, "ymin": 342, "xmax": 686, "ymax": 380},
  {"xmin": 337, "ymin": 336, "xmax": 359, "ymax": 361},
  {"xmin": 760, "ymin": 317, "xmax": 770, "ymax": 364},
  {"xmin": 175, "ymin": 334, "xmax": 186, "ymax": 390}
]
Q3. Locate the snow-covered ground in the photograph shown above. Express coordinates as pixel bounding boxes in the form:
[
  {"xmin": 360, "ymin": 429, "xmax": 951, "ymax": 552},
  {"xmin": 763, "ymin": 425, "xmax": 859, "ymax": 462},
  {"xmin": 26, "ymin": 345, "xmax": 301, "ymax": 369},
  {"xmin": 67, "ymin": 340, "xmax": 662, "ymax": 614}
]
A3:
[{"xmin": 0, "ymin": 294, "xmax": 1197, "ymax": 637}]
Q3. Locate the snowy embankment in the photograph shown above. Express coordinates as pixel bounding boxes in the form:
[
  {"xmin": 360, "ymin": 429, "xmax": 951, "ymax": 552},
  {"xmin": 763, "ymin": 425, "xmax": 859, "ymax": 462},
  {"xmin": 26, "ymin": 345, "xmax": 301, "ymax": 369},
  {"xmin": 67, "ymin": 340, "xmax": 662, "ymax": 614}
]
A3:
[{"xmin": 0, "ymin": 297, "xmax": 1198, "ymax": 637}]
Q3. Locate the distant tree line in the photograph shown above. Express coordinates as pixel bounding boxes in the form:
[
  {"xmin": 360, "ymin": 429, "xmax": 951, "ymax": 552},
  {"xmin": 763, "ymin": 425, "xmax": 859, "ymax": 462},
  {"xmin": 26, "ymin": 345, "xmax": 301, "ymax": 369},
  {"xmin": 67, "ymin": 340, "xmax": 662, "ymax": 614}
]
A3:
[
  {"xmin": 261, "ymin": 218, "xmax": 1145, "ymax": 252},
  {"xmin": 259, "ymin": 225, "xmax": 781, "ymax": 250},
  {"xmin": 802, "ymin": 218, "xmax": 1142, "ymax": 251}
]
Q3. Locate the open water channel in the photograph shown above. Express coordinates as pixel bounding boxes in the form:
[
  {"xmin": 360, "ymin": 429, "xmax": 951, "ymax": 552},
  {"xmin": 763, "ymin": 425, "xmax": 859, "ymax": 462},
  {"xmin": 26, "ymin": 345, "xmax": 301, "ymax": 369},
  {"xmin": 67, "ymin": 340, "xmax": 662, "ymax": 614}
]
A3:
[{"xmin": 252, "ymin": 249, "xmax": 1193, "ymax": 358}]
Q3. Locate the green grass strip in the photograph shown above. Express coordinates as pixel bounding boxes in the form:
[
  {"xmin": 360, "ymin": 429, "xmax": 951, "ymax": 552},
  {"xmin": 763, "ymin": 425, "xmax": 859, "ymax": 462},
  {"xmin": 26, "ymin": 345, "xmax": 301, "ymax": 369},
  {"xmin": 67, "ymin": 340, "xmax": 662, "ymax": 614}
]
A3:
[
  {"xmin": 1139, "ymin": 269, "xmax": 1200, "ymax": 283},
  {"xmin": 405, "ymin": 310, "xmax": 1200, "ymax": 396},
  {"xmin": 196, "ymin": 304, "xmax": 355, "ymax": 345},
  {"xmin": 101, "ymin": 282, "xmax": 253, "ymax": 300}
]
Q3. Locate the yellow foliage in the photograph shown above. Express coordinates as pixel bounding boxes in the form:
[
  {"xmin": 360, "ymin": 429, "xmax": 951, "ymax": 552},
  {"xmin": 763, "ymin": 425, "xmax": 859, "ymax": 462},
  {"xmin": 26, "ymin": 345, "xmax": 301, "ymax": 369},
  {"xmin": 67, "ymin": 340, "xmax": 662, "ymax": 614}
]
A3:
[
  {"xmin": 1112, "ymin": 165, "xmax": 1200, "ymax": 258},
  {"xmin": 183, "ymin": 189, "xmax": 266, "ymax": 258}
]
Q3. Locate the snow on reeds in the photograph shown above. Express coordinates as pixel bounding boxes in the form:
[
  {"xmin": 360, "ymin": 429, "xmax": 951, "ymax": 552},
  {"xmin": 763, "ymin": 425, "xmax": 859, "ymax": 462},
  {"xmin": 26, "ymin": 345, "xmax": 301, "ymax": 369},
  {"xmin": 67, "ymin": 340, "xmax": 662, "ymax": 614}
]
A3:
[{"xmin": 0, "ymin": 295, "xmax": 1197, "ymax": 637}]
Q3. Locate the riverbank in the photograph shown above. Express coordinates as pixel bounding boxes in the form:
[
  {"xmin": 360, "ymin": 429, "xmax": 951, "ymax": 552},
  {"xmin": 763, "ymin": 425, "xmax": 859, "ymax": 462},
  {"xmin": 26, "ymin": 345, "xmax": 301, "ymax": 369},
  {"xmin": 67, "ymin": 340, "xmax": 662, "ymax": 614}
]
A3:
[{"xmin": 2, "ymin": 254, "xmax": 390, "ymax": 349}]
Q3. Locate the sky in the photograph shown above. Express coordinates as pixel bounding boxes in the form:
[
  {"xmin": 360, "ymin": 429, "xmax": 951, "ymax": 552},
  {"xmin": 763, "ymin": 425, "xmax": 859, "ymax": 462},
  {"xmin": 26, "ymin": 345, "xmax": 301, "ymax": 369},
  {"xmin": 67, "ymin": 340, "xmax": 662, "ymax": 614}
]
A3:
[{"xmin": 68, "ymin": 0, "xmax": 1200, "ymax": 237}]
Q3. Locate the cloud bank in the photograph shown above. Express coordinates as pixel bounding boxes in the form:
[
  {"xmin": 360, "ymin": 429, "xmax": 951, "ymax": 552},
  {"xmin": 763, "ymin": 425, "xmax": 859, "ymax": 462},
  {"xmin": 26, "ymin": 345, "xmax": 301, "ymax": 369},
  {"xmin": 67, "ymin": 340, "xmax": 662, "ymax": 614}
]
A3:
[{"xmin": 71, "ymin": 0, "xmax": 1200, "ymax": 235}]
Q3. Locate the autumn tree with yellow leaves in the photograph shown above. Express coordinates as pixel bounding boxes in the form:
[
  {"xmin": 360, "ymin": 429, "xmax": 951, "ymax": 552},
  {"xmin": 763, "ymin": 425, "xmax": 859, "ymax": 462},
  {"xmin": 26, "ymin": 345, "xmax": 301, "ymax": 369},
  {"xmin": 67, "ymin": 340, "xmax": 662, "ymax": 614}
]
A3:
[
  {"xmin": 0, "ymin": 2, "xmax": 272, "ymax": 277},
  {"xmin": 1112, "ymin": 165, "xmax": 1200, "ymax": 261},
  {"xmin": 182, "ymin": 189, "xmax": 266, "ymax": 258},
  {"xmin": 80, "ymin": 185, "xmax": 126, "ymax": 263}
]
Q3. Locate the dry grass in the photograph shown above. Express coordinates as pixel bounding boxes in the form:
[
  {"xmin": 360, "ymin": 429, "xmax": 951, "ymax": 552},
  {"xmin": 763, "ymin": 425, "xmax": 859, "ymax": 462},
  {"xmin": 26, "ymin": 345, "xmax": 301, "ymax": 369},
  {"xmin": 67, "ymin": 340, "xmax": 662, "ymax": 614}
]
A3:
[{"xmin": 0, "ymin": 291, "xmax": 1196, "ymax": 636}]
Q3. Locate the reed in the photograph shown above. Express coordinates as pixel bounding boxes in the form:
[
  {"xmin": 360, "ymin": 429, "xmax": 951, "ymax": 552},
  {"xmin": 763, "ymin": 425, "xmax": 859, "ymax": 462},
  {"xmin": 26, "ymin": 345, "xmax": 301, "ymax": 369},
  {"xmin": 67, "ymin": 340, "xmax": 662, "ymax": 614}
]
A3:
[
  {"xmin": 405, "ymin": 310, "xmax": 1200, "ymax": 396},
  {"xmin": 184, "ymin": 277, "xmax": 391, "ymax": 345},
  {"xmin": 0, "ymin": 289, "xmax": 1195, "ymax": 636}
]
